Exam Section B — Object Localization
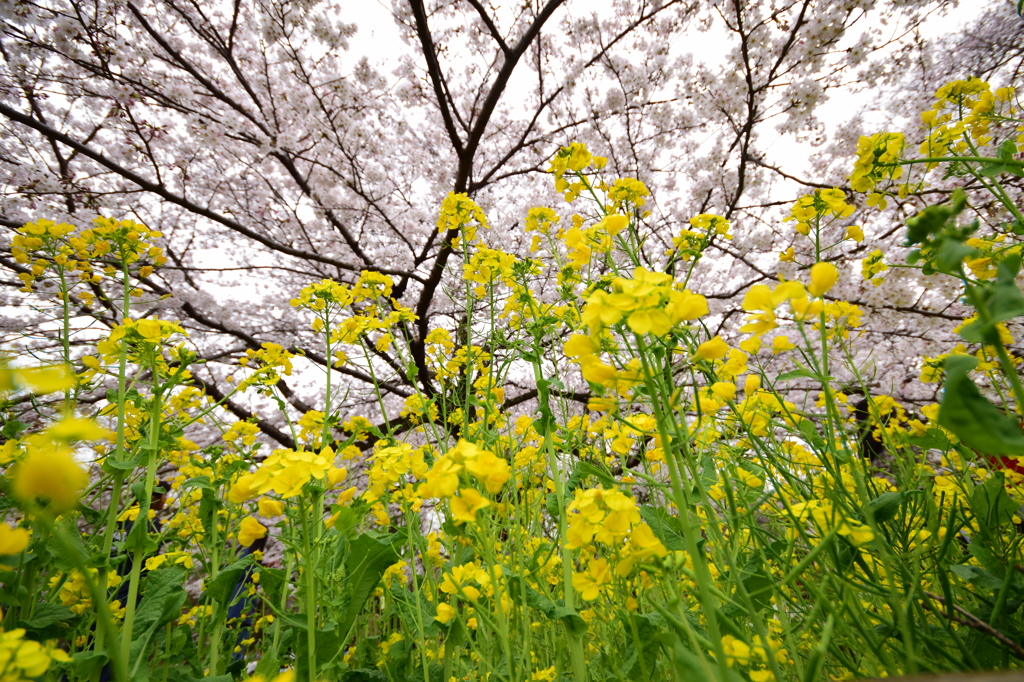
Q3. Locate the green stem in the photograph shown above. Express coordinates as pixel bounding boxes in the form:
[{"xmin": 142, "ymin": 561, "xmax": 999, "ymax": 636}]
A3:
[
  {"xmin": 95, "ymin": 261, "xmax": 133, "ymax": 662},
  {"xmin": 530, "ymin": 354, "xmax": 586, "ymax": 681},
  {"xmin": 300, "ymin": 499, "xmax": 318, "ymax": 680},
  {"xmin": 118, "ymin": 363, "xmax": 162, "ymax": 679}
]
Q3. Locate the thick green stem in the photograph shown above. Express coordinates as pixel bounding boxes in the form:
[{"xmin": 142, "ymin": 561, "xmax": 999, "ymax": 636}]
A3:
[
  {"xmin": 95, "ymin": 260, "xmax": 134, "ymax": 663},
  {"xmin": 118, "ymin": 364, "xmax": 162, "ymax": 679}
]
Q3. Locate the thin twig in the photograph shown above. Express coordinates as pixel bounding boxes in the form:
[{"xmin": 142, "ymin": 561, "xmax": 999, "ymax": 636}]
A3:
[{"xmin": 923, "ymin": 590, "xmax": 1024, "ymax": 660}]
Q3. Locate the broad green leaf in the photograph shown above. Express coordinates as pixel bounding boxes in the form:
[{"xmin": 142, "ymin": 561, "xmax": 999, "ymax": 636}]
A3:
[
  {"xmin": 960, "ymin": 255, "xmax": 1024, "ymax": 344},
  {"xmin": 335, "ymin": 534, "xmax": 401, "ymax": 644},
  {"xmin": 550, "ymin": 605, "xmax": 588, "ymax": 636},
  {"xmin": 979, "ymin": 144, "xmax": 1024, "ymax": 178},
  {"xmin": 640, "ymin": 505, "xmax": 686, "ymax": 551},
  {"xmin": 567, "ymin": 460, "xmax": 617, "ymax": 491},
  {"xmin": 937, "ymin": 355, "xmax": 1024, "ymax": 456},
  {"xmin": 970, "ymin": 472, "xmax": 1020, "ymax": 532},
  {"xmin": 934, "ymin": 236, "xmax": 980, "ymax": 273},
  {"xmin": 128, "ymin": 567, "xmax": 188, "ymax": 676},
  {"xmin": 18, "ymin": 603, "xmax": 77, "ymax": 640},
  {"xmin": 949, "ymin": 564, "xmax": 1004, "ymax": 592},
  {"xmin": 68, "ymin": 651, "xmax": 107, "ymax": 680},
  {"xmin": 905, "ymin": 189, "xmax": 966, "ymax": 245},
  {"xmin": 619, "ymin": 613, "xmax": 664, "ymax": 681},
  {"xmin": 203, "ymin": 556, "xmax": 254, "ymax": 606},
  {"xmin": 865, "ymin": 491, "xmax": 906, "ymax": 524}
]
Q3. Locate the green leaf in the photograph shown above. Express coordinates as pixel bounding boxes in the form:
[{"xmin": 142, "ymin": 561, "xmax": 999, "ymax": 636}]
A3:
[
  {"xmin": 545, "ymin": 492, "xmax": 561, "ymax": 522},
  {"xmin": 505, "ymin": 574, "xmax": 586, "ymax": 634},
  {"xmin": 506, "ymin": 575, "xmax": 558, "ymax": 616},
  {"xmin": 970, "ymin": 472, "xmax": 1020, "ymax": 532},
  {"xmin": 567, "ymin": 460, "xmax": 617, "ymax": 491},
  {"xmin": 776, "ymin": 368, "xmax": 818, "ymax": 382},
  {"xmin": 256, "ymin": 567, "xmax": 285, "ymax": 606},
  {"xmin": 18, "ymin": 602, "xmax": 75, "ymax": 629},
  {"xmin": 342, "ymin": 670, "xmax": 389, "ymax": 682},
  {"xmin": 203, "ymin": 555, "xmax": 254, "ymax": 606},
  {"xmin": 797, "ymin": 419, "xmax": 825, "ymax": 450},
  {"xmin": 128, "ymin": 567, "xmax": 188, "ymax": 676},
  {"xmin": 68, "ymin": 651, "xmax": 107, "ymax": 680},
  {"xmin": 659, "ymin": 634, "xmax": 714, "ymax": 682},
  {"xmin": 934, "ymin": 237, "xmax": 980, "ymax": 273},
  {"xmin": 949, "ymin": 564, "xmax": 1005, "ymax": 592},
  {"xmin": 1, "ymin": 419, "xmax": 26, "ymax": 439},
  {"xmin": 938, "ymin": 355, "xmax": 1024, "ymax": 456},
  {"xmin": 550, "ymin": 605, "xmax": 588, "ymax": 636},
  {"xmin": 640, "ymin": 505, "xmax": 686, "ymax": 551},
  {"xmin": 905, "ymin": 190, "xmax": 965, "ymax": 245},
  {"xmin": 335, "ymin": 534, "xmax": 401, "ymax": 645},
  {"xmin": 179, "ymin": 475, "xmax": 215, "ymax": 491},
  {"xmin": 979, "ymin": 144, "xmax": 1024, "ymax": 179},
  {"xmin": 960, "ymin": 255, "xmax": 1024, "ymax": 344},
  {"xmin": 101, "ymin": 453, "xmax": 145, "ymax": 473},
  {"xmin": 18, "ymin": 603, "xmax": 77, "ymax": 640},
  {"xmin": 865, "ymin": 491, "xmax": 906, "ymax": 525},
  {"xmin": 295, "ymin": 627, "xmax": 343, "ymax": 680},
  {"xmin": 619, "ymin": 613, "xmax": 664, "ymax": 681}
]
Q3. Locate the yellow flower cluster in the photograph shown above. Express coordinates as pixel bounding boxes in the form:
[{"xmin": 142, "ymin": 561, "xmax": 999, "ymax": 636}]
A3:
[
  {"xmin": 96, "ymin": 318, "xmax": 188, "ymax": 362},
  {"xmin": 786, "ymin": 499, "xmax": 875, "ymax": 547},
  {"xmin": 670, "ymin": 213, "xmax": 731, "ymax": 262},
  {"xmin": 0, "ymin": 523, "xmax": 29, "ymax": 557},
  {"xmin": 849, "ymin": 132, "xmax": 904, "ymax": 193},
  {"xmin": 400, "ymin": 394, "xmax": 438, "ymax": 425},
  {"xmin": 464, "ymin": 246, "xmax": 519, "ymax": 289},
  {"xmin": 48, "ymin": 569, "xmax": 121, "ymax": 615},
  {"xmin": 784, "ymin": 189, "xmax": 855, "ymax": 236},
  {"xmin": 921, "ymin": 79, "xmax": 1018, "ymax": 162},
  {"xmin": 230, "ymin": 446, "xmax": 346, "ymax": 501},
  {"xmin": 11, "ymin": 216, "xmax": 165, "ymax": 296},
  {"xmin": 549, "ymin": 142, "xmax": 607, "ymax": 202},
  {"xmin": 0, "ymin": 618, "xmax": 70, "ymax": 680},
  {"xmin": 564, "ymin": 487, "xmax": 667, "ymax": 598},
  {"xmin": 607, "ymin": 178, "xmax": 650, "ymax": 211},
  {"xmin": 417, "ymin": 440, "xmax": 509, "ymax": 526},
  {"xmin": 581, "ymin": 266, "xmax": 709, "ymax": 336},
  {"xmin": 437, "ymin": 192, "xmax": 489, "ymax": 243},
  {"xmin": 861, "ymin": 249, "xmax": 888, "ymax": 286},
  {"xmin": 364, "ymin": 443, "xmax": 428, "ymax": 503}
]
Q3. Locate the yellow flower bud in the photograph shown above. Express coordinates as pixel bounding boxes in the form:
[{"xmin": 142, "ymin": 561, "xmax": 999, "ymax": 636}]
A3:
[{"xmin": 808, "ymin": 262, "xmax": 839, "ymax": 297}]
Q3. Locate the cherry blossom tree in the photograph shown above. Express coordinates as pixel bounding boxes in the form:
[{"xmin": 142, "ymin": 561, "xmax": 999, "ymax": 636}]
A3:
[{"xmin": 0, "ymin": 0, "xmax": 998, "ymax": 445}]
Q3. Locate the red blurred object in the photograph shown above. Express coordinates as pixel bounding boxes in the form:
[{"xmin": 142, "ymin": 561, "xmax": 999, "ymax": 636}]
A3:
[{"xmin": 986, "ymin": 456, "xmax": 1024, "ymax": 475}]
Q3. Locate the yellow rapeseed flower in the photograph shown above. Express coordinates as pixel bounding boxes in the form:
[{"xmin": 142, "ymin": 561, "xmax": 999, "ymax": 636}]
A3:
[
  {"xmin": 693, "ymin": 336, "xmax": 729, "ymax": 361},
  {"xmin": 12, "ymin": 445, "xmax": 88, "ymax": 513},
  {"xmin": 0, "ymin": 524, "xmax": 29, "ymax": 556},
  {"xmin": 808, "ymin": 262, "xmax": 839, "ymax": 297},
  {"xmin": 450, "ymin": 488, "xmax": 490, "ymax": 525},
  {"xmin": 238, "ymin": 517, "xmax": 268, "ymax": 547}
]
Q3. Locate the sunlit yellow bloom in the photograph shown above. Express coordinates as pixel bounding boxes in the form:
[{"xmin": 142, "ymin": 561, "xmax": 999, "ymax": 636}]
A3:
[
  {"xmin": 710, "ymin": 382, "xmax": 736, "ymax": 402},
  {"xmin": 0, "ymin": 523, "xmax": 29, "ymax": 555},
  {"xmin": 258, "ymin": 498, "xmax": 285, "ymax": 517},
  {"xmin": 450, "ymin": 488, "xmax": 491, "ymax": 525},
  {"xmin": 45, "ymin": 416, "xmax": 113, "ymax": 443},
  {"xmin": 772, "ymin": 336, "xmax": 795, "ymax": 353},
  {"xmin": 693, "ymin": 336, "xmax": 729, "ymax": 361},
  {"xmin": 12, "ymin": 445, "xmax": 87, "ymax": 513},
  {"xmin": 572, "ymin": 557, "xmax": 612, "ymax": 600},
  {"xmin": 463, "ymin": 450, "xmax": 510, "ymax": 493},
  {"xmin": 435, "ymin": 602, "xmax": 457, "ymax": 624},
  {"xmin": 238, "ymin": 517, "xmax": 268, "ymax": 547},
  {"xmin": 808, "ymin": 262, "xmax": 839, "ymax": 297}
]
